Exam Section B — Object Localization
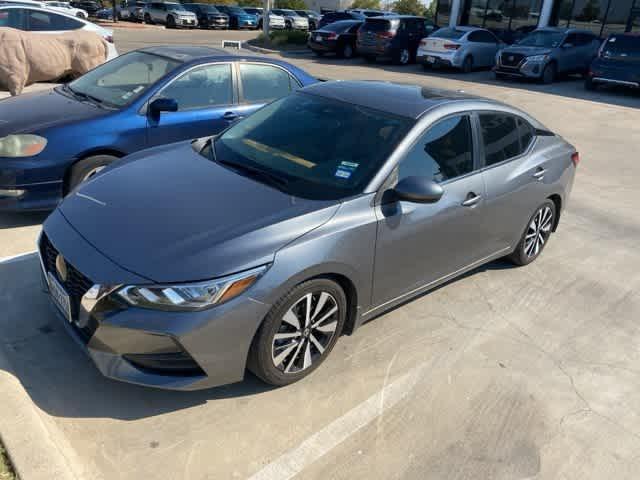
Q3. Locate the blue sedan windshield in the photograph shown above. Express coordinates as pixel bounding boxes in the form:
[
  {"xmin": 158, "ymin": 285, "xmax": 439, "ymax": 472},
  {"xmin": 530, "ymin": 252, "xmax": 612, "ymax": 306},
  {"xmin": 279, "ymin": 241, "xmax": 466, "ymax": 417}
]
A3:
[
  {"xmin": 67, "ymin": 51, "xmax": 181, "ymax": 107},
  {"xmin": 214, "ymin": 92, "xmax": 413, "ymax": 200}
]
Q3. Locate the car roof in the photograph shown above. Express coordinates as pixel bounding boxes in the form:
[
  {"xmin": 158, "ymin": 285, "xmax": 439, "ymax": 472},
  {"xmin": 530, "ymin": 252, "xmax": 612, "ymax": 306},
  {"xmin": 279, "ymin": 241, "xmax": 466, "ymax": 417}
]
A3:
[
  {"xmin": 137, "ymin": 45, "xmax": 299, "ymax": 68},
  {"xmin": 365, "ymin": 14, "xmax": 422, "ymax": 19},
  {"xmin": 535, "ymin": 26, "xmax": 593, "ymax": 34},
  {"xmin": 301, "ymin": 81, "xmax": 484, "ymax": 119}
]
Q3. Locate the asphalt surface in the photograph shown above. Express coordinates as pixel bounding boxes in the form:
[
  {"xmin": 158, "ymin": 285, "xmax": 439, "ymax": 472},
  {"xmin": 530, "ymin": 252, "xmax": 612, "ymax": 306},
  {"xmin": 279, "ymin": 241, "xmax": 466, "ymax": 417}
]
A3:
[{"xmin": 0, "ymin": 28, "xmax": 639, "ymax": 480}]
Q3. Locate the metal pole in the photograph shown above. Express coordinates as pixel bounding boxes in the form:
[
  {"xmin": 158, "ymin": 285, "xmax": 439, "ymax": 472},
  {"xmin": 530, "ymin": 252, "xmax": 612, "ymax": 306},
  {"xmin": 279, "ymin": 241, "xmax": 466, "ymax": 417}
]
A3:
[
  {"xmin": 113, "ymin": 0, "xmax": 118, "ymax": 22},
  {"xmin": 263, "ymin": 0, "xmax": 270, "ymax": 37}
]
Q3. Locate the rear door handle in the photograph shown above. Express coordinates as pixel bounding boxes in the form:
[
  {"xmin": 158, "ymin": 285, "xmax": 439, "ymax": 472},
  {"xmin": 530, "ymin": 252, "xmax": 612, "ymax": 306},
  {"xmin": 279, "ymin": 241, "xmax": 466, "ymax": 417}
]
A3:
[
  {"xmin": 533, "ymin": 168, "xmax": 546, "ymax": 180},
  {"xmin": 461, "ymin": 193, "xmax": 482, "ymax": 207}
]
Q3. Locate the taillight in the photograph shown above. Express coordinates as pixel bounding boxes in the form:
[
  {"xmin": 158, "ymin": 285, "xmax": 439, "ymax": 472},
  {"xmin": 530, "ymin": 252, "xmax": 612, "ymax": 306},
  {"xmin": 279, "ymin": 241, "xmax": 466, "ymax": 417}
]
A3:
[
  {"xmin": 571, "ymin": 152, "xmax": 580, "ymax": 167},
  {"xmin": 327, "ymin": 32, "xmax": 337, "ymax": 40},
  {"xmin": 105, "ymin": 35, "xmax": 114, "ymax": 43},
  {"xmin": 444, "ymin": 43, "xmax": 460, "ymax": 50},
  {"xmin": 377, "ymin": 31, "xmax": 394, "ymax": 39}
]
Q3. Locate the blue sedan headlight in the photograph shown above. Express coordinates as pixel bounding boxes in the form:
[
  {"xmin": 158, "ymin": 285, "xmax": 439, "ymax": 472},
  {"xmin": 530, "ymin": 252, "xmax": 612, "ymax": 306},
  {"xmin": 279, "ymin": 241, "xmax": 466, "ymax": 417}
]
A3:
[
  {"xmin": 117, "ymin": 265, "xmax": 268, "ymax": 311},
  {"xmin": 0, "ymin": 134, "xmax": 47, "ymax": 157}
]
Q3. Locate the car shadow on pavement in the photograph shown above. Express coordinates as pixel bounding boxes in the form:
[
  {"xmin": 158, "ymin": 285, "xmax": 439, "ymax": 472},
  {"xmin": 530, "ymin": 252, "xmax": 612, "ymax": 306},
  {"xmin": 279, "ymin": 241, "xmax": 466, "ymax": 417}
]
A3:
[
  {"xmin": 0, "ymin": 253, "xmax": 516, "ymax": 422},
  {"xmin": 0, "ymin": 211, "xmax": 49, "ymax": 230},
  {"xmin": 0, "ymin": 255, "xmax": 276, "ymax": 422},
  {"xmin": 302, "ymin": 54, "xmax": 640, "ymax": 110}
]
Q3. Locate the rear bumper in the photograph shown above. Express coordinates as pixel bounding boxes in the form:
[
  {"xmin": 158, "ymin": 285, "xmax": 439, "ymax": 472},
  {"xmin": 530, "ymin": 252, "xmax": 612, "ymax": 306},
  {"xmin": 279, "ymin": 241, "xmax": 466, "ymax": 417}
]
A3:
[
  {"xmin": 357, "ymin": 43, "xmax": 391, "ymax": 59},
  {"xmin": 308, "ymin": 40, "xmax": 337, "ymax": 53},
  {"xmin": 416, "ymin": 49, "xmax": 461, "ymax": 68}
]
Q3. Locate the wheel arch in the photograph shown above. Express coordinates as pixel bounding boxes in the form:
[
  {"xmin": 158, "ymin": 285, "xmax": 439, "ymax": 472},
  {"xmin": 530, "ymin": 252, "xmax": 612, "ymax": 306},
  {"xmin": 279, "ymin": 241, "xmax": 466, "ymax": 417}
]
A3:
[
  {"xmin": 547, "ymin": 193, "xmax": 562, "ymax": 231},
  {"xmin": 63, "ymin": 148, "xmax": 126, "ymax": 194}
]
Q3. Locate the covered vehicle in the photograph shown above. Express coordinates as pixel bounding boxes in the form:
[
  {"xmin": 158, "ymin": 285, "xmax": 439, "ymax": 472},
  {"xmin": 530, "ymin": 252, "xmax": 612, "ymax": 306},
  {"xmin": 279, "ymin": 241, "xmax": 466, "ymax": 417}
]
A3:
[
  {"xmin": 0, "ymin": 26, "xmax": 107, "ymax": 95},
  {"xmin": 494, "ymin": 27, "xmax": 601, "ymax": 84},
  {"xmin": 418, "ymin": 26, "xmax": 503, "ymax": 73},
  {"xmin": 586, "ymin": 33, "xmax": 640, "ymax": 91},
  {"xmin": 0, "ymin": 46, "xmax": 316, "ymax": 211}
]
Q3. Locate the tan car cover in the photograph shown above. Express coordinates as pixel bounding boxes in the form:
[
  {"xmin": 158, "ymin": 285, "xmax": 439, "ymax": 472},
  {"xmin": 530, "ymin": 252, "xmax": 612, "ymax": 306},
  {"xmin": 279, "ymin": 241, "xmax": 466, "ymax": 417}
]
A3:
[{"xmin": 0, "ymin": 27, "xmax": 107, "ymax": 96}]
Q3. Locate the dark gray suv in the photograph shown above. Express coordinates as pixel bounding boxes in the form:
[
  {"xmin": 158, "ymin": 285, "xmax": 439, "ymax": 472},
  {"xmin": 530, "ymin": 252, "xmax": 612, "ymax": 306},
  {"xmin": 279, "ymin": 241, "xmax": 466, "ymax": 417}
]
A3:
[{"xmin": 495, "ymin": 28, "xmax": 601, "ymax": 83}]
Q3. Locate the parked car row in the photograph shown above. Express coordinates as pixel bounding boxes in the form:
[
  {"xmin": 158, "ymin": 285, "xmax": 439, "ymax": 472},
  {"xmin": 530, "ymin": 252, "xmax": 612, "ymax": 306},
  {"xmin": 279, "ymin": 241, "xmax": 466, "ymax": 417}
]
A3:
[
  {"xmin": 310, "ymin": 17, "xmax": 640, "ymax": 90},
  {"xmin": 0, "ymin": 43, "xmax": 577, "ymax": 391}
]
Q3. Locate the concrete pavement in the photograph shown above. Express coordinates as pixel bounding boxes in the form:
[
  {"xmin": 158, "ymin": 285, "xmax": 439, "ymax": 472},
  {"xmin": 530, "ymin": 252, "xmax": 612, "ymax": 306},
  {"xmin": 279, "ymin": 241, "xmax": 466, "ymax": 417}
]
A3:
[{"xmin": 0, "ymin": 28, "xmax": 639, "ymax": 480}]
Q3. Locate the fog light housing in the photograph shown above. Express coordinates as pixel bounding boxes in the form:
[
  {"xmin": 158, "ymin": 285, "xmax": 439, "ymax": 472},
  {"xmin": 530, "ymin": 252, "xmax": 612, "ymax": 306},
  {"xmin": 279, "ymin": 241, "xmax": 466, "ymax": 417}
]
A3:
[{"xmin": 0, "ymin": 188, "xmax": 25, "ymax": 198}]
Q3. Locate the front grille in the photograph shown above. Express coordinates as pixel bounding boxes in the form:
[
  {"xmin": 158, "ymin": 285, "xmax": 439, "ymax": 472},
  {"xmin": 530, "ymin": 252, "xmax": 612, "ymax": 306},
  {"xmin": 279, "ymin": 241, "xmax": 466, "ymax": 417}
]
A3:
[
  {"xmin": 501, "ymin": 52, "xmax": 525, "ymax": 67},
  {"xmin": 40, "ymin": 233, "xmax": 97, "ymax": 340}
]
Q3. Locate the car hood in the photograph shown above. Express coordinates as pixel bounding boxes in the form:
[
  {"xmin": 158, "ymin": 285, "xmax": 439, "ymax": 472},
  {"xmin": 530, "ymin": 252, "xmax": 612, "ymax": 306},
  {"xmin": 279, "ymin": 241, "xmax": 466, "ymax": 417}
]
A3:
[
  {"xmin": 58, "ymin": 141, "xmax": 340, "ymax": 283},
  {"xmin": 502, "ymin": 46, "xmax": 552, "ymax": 56},
  {"xmin": 0, "ymin": 88, "xmax": 105, "ymax": 137}
]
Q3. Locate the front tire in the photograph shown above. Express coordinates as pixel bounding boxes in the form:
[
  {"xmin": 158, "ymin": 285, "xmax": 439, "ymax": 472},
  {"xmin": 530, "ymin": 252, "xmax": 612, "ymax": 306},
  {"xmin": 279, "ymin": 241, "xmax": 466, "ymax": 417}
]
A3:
[
  {"xmin": 66, "ymin": 155, "xmax": 118, "ymax": 194},
  {"xmin": 508, "ymin": 200, "xmax": 556, "ymax": 266},
  {"xmin": 144, "ymin": 13, "xmax": 152, "ymax": 24},
  {"xmin": 166, "ymin": 15, "xmax": 175, "ymax": 28},
  {"xmin": 248, "ymin": 278, "xmax": 346, "ymax": 386},
  {"xmin": 541, "ymin": 62, "xmax": 556, "ymax": 84}
]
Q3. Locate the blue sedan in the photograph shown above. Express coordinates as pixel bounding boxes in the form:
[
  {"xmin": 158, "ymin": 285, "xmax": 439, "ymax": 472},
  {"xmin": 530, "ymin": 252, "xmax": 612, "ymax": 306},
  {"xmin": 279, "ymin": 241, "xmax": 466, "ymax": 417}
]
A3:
[{"xmin": 0, "ymin": 46, "xmax": 317, "ymax": 211}]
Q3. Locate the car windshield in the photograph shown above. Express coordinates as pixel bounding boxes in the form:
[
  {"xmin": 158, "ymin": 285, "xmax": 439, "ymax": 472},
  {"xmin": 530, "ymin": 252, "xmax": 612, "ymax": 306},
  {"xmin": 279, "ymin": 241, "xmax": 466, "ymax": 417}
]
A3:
[
  {"xmin": 166, "ymin": 3, "xmax": 184, "ymax": 11},
  {"xmin": 226, "ymin": 6, "xmax": 245, "ymax": 13},
  {"xmin": 601, "ymin": 35, "xmax": 640, "ymax": 58},
  {"xmin": 517, "ymin": 30, "xmax": 565, "ymax": 48},
  {"xmin": 212, "ymin": 92, "xmax": 413, "ymax": 201},
  {"xmin": 66, "ymin": 51, "xmax": 181, "ymax": 108},
  {"xmin": 282, "ymin": 9, "xmax": 297, "ymax": 15},
  {"xmin": 362, "ymin": 19, "xmax": 391, "ymax": 32},
  {"xmin": 323, "ymin": 20, "xmax": 357, "ymax": 32},
  {"xmin": 431, "ymin": 28, "xmax": 466, "ymax": 39}
]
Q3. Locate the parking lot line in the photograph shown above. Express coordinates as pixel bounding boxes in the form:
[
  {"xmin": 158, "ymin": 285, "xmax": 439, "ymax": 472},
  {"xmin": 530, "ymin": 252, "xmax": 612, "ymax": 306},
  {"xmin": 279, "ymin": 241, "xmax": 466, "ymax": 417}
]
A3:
[
  {"xmin": 0, "ymin": 251, "xmax": 37, "ymax": 264},
  {"xmin": 248, "ymin": 361, "xmax": 424, "ymax": 480}
]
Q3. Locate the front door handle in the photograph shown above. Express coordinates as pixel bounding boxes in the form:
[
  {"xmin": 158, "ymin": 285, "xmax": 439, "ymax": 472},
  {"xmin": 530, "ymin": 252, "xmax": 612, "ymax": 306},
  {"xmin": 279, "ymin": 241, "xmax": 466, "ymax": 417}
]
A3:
[
  {"xmin": 533, "ymin": 167, "xmax": 547, "ymax": 180},
  {"xmin": 461, "ymin": 192, "xmax": 482, "ymax": 207}
]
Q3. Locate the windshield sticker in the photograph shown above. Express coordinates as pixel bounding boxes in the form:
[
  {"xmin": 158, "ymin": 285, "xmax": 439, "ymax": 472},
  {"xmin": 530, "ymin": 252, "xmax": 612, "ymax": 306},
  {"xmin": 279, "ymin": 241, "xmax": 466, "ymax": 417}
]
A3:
[
  {"xmin": 335, "ymin": 168, "xmax": 352, "ymax": 179},
  {"xmin": 340, "ymin": 161, "xmax": 359, "ymax": 169}
]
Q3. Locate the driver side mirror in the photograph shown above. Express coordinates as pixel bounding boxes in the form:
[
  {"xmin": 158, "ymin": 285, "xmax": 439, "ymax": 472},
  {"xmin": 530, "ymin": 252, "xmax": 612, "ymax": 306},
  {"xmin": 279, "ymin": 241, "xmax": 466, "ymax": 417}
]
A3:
[
  {"xmin": 393, "ymin": 176, "xmax": 444, "ymax": 204},
  {"xmin": 148, "ymin": 97, "xmax": 178, "ymax": 117}
]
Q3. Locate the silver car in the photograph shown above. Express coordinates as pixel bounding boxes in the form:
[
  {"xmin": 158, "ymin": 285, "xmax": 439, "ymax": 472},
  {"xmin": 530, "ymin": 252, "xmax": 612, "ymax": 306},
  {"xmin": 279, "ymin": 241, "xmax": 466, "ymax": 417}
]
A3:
[
  {"xmin": 143, "ymin": 1, "xmax": 197, "ymax": 28},
  {"xmin": 271, "ymin": 8, "xmax": 308, "ymax": 30},
  {"xmin": 418, "ymin": 26, "xmax": 504, "ymax": 73},
  {"xmin": 39, "ymin": 81, "xmax": 577, "ymax": 390}
]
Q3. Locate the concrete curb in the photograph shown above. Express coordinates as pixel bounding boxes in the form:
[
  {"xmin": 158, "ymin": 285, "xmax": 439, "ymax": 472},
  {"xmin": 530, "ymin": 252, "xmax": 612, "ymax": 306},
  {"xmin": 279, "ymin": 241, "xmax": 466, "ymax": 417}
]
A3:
[
  {"xmin": 94, "ymin": 20, "xmax": 164, "ymax": 30},
  {"xmin": 0, "ymin": 335, "xmax": 79, "ymax": 480},
  {"xmin": 242, "ymin": 41, "xmax": 310, "ymax": 55}
]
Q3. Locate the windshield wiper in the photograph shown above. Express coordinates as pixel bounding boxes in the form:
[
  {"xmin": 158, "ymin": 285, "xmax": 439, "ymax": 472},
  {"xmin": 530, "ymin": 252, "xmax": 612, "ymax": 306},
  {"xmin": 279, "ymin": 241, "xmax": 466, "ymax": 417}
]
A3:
[
  {"xmin": 64, "ymin": 84, "xmax": 110, "ymax": 108},
  {"xmin": 217, "ymin": 157, "xmax": 290, "ymax": 191}
]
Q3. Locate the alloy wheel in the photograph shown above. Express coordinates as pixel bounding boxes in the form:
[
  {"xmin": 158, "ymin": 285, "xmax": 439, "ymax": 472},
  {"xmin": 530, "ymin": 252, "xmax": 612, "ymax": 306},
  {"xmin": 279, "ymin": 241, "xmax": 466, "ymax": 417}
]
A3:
[
  {"xmin": 82, "ymin": 165, "xmax": 106, "ymax": 182},
  {"xmin": 524, "ymin": 205, "xmax": 553, "ymax": 258},
  {"xmin": 343, "ymin": 44, "xmax": 353, "ymax": 58},
  {"xmin": 271, "ymin": 291, "xmax": 339, "ymax": 374},
  {"xmin": 399, "ymin": 48, "xmax": 409, "ymax": 65}
]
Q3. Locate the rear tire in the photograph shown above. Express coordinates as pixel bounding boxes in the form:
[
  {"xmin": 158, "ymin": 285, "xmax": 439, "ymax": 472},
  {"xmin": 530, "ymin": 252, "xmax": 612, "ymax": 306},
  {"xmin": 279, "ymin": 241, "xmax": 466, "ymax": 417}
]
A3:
[
  {"xmin": 66, "ymin": 155, "xmax": 118, "ymax": 194},
  {"xmin": 461, "ymin": 55, "xmax": 473, "ymax": 73},
  {"xmin": 340, "ymin": 42, "xmax": 354, "ymax": 59},
  {"xmin": 508, "ymin": 200, "xmax": 556, "ymax": 266},
  {"xmin": 248, "ymin": 278, "xmax": 346, "ymax": 386},
  {"xmin": 392, "ymin": 47, "xmax": 410, "ymax": 65}
]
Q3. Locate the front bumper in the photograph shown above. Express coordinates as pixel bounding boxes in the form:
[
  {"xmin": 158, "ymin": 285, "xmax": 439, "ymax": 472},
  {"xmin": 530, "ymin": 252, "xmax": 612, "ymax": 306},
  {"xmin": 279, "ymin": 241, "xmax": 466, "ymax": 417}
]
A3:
[
  {"xmin": 39, "ymin": 212, "xmax": 273, "ymax": 390},
  {"xmin": 205, "ymin": 16, "xmax": 229, "ymax": 28},
  {"xmin": 237, "ymin": 18, "xmax": 257, "ymax": 28},
  {"xmin": 176, "ymin": 17, "xmax": 198, "ymax": 27},
  {"xmin": 494, "ymin": 58, "xmax": 545, "ymax": 79},
  {"xmin": 0, "ymin": 181, "xmax": 62, "ymax": 211}
]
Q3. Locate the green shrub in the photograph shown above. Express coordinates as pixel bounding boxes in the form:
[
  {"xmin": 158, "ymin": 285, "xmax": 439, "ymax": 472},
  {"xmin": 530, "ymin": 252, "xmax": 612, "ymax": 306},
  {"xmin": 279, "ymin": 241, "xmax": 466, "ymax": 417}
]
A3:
[{"xmin": 269, "ymin": 29, "xmax": 309, "ymax": 45}]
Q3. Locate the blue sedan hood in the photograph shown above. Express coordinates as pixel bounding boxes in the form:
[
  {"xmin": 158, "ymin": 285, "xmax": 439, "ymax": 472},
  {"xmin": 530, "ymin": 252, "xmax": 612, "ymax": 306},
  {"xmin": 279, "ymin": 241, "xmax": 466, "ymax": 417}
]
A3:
[
  {"xmin": 0, "ymin": 88, "xmax": 105, "ymax": 137},
  {"xmin": 58, "ymin": 141, "xmax": 340, "ymax": 283}
]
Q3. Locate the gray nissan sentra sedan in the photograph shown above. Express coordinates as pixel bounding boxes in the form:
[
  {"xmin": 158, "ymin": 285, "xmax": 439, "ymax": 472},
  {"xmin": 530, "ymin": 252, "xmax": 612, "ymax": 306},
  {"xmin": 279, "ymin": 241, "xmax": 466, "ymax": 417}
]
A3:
[{"xmin": 38, "ymin": 81, "xmax": 578, "ymax": 390}]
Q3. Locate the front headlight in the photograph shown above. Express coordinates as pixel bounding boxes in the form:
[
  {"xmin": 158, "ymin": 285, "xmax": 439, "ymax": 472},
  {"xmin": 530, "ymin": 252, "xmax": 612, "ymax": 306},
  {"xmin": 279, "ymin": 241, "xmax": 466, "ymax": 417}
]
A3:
[
  {"xmin": 117, "ymin": 265, "xmax": 268, "ymax": 311},
  {"xmin": 526, "ymin": 55, "xmax": 548, "ymax": 63},
  {"xmin": 0, "ymin": 134, "xmax": 47, "ymax": 158}
]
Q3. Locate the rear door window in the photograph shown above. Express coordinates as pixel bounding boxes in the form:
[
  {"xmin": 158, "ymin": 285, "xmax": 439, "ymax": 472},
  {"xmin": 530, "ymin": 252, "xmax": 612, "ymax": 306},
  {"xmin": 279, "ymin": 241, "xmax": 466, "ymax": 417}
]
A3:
[
  {"xmin": 479, "ymin": 113, "xmax": 529, "ymax": 166},
  {"xmin": 239, "ymin": 63, "xmax": 293, "ymax": 104},
  {"xmin": 602, "ymin": 35, "xmax": 640, "ymax": 58},
  {"xmin": 0, "ymin": 8, "xmax": 25, "ymax": 28}
]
